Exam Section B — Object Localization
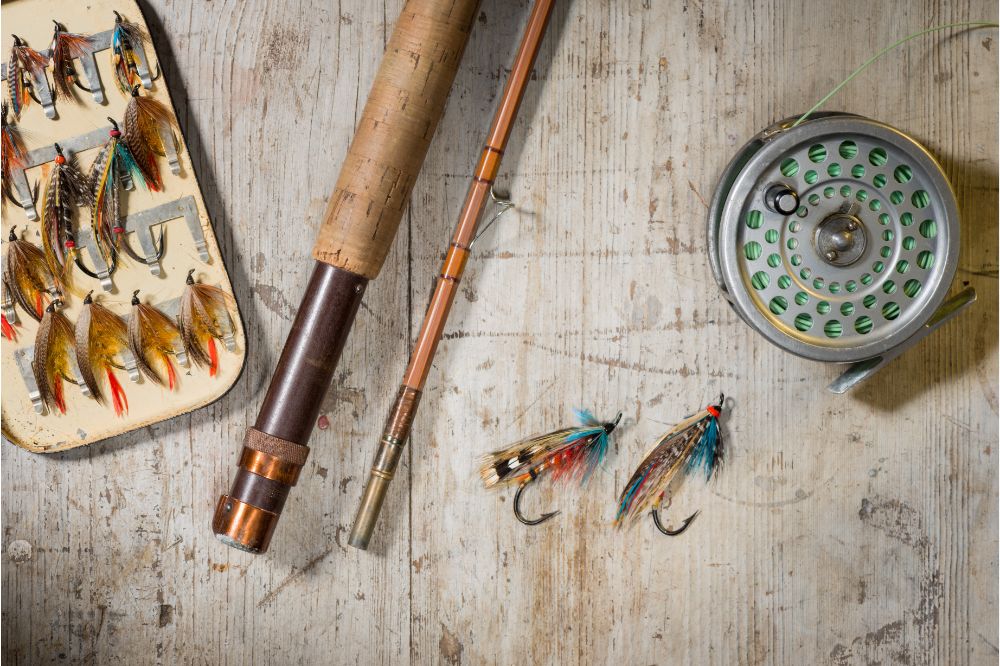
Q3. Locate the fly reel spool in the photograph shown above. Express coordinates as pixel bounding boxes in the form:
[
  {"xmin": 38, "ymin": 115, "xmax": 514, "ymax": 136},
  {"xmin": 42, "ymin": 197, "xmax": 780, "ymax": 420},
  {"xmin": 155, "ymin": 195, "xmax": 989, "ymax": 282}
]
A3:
[{"xmin": 709, "ymin": 112, "xmax": 975, "ymax": 392}]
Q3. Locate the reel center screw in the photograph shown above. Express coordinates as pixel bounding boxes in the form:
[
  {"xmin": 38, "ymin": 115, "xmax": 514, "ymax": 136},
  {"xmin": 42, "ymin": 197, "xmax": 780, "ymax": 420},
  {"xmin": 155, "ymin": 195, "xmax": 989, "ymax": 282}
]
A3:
[{"xmin": 815, "ymin": 204, "xmax": 867, "ymax": 266}]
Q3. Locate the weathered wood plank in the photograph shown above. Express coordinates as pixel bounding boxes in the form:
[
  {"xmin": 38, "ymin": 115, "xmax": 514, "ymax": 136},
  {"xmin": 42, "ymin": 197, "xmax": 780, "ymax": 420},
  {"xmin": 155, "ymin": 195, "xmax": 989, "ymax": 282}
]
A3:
[{"xmin": 3, "ymin": 0, "xmax": 997, "ymax": 664}]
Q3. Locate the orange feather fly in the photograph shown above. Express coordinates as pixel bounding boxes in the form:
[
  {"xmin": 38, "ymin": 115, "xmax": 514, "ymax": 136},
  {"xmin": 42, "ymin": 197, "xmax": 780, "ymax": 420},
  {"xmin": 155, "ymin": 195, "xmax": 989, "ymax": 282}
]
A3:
[
  {"xmin": 75, "ymin": 291, "xmax": 130, "ymax": 416},
  {"xmin": 3, "ymin": 226, "xmax": 54, "ymax": 321},
  {"xmin": 179, "ymin": 270, "xmax": 236, "ymax": 377},
  {"xmin": 7, "ymin": 35, "xmax": 49, "ymax": 118},
  {"xmin": 128, "ymin": 290, "xmax": 182, "ymax": 389},
  {"xmin": 50, "ymin": 22, "xmax": 94, "ymax": 102},
  {"xmin": 123, "ymin": 86, "xmax": 179, "ymax": 190},
  {"xmin": 2, "ymin": 102, "xmax": 31, "ymax": 206}
]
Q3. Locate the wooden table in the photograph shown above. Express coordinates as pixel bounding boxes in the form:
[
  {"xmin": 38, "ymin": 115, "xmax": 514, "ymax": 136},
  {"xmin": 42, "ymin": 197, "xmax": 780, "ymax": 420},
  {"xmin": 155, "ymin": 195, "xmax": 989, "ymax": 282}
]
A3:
[{"xmin": 3, "ymin": 1, "xmax": 997, "ymax": 663}]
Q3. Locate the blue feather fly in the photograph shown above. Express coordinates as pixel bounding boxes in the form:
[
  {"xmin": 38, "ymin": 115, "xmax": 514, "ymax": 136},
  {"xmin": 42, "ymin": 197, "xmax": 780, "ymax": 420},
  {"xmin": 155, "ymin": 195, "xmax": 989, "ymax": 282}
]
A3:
[
  {"xmin": 480, "ymin": 408, "xmax": 622, "ymax": 489},
  {"xmin": 614, "ymin": 395, "xmax": 725, "ymax": 528},
  {"xmin": 89, "ymin": 119, "xmax": 155, "ymax": 261}
]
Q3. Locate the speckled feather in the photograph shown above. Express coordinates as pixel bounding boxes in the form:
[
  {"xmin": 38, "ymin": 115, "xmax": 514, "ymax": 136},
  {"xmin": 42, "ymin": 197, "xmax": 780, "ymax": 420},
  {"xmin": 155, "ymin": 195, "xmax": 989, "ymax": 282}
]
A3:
[
  {"xmin": 42, "ymin": 149, "xmax": 92, "ymax": 282},
  {"xmin": 32, "ymin": 304, "xmax": 75, "ymax": 414},
  {"xmin": 179, "ymin": 274, "xmax": 235, "ymax": 376},
  {"xmin": 51, "ymin": 26, "xmax": 94, "ymax": 101}
]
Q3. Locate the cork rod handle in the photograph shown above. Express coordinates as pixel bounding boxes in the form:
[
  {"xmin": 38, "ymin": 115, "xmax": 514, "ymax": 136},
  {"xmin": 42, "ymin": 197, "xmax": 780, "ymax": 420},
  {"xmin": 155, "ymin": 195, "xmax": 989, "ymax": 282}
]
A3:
[
  {"xmin": 312, "ymin": 0, "xmax": 479, "ymax": 279},
  {"xmin": 213, "ymin": 0, "xmax": 478, "ymax": 555}
]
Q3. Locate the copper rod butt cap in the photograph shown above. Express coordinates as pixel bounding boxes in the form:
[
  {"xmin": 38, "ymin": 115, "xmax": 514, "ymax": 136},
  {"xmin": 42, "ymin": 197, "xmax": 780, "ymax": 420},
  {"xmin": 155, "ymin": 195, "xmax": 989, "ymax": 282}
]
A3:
[{"xmin": 212, "ymin": 495, "xmax": 279, "ymax": 554}]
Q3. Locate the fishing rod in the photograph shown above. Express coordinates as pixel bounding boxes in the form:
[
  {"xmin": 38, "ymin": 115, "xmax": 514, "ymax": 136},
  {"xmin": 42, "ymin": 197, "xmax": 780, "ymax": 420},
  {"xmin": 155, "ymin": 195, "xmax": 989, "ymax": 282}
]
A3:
[
  {"xmin": 212, "ymin": 0, "xmax": 480, "ymax": 554},
  {"xmin": 349, "ymin": 0, "xmax": 557, "ymax": 550}
]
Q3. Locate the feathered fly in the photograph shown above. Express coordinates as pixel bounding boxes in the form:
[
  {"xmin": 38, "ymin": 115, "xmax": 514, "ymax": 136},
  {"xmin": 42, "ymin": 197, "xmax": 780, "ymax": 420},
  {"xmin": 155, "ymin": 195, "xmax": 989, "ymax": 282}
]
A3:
[
  {"xmin": 2, "ymin": 279, "xmax": 17, "ymax": 342},
  {"xmin": 3, "ymin": 226, "xmax": 55, "ymax": 321},
  {"xmin": 110, "ymin": 12, "xmax": 150, "ymax": 95},
  {"xmin": 41, "ymin": 144, "xmax": 92, "ymax": 285},
  {"xmin": 179, "ymin": 270, "xmax": 236, "ymax": 377},
  {"xmin": 33, "ymin": 300, "xmax": 77, "ymax": 414},
  {"xmin": 89, "ymin": 118, "xmax": 155, "ymax": 262},
  {"xmin": 75, "ymin": 291, "xmax": 130, "ymax": 416},
  {"xmin": 480, "ymin": 409, "xmax": 622, "ymax": 525},
  {"xmin": 7, "ymin": 35, "xmax": 48, "ymax": 118},
  {"xmin": 123, "ymin": 86, "xmax": 179, "ymax": 188},
  {"xmin": 2, "ymin": 103, "xmax": 38, "ymax": 208},
  {"xmin": 50, "ymin": 21, "xmax": 95, "ymax": 101},
  {"xmin": 614, "ymin": 395, "xmax": 725, "ymax": 536},
  {"xmin": 128, "ymin": 290, "xmax": 184, "ymax": 389}
]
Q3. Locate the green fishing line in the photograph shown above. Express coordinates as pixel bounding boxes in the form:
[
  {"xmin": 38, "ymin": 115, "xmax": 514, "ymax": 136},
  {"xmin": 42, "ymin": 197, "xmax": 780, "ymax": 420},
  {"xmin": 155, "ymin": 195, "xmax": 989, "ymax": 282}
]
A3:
[{"xmin": 794, "ymin": 21, "xmax": 999, "ymax": 127}]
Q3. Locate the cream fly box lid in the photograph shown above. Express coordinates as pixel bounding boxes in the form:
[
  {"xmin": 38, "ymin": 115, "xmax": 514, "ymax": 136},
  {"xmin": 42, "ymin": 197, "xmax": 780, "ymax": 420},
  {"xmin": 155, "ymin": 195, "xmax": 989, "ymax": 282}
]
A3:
[{"xmin": 2, "ymin": 0, "xmax": 245, "ymax": 452}]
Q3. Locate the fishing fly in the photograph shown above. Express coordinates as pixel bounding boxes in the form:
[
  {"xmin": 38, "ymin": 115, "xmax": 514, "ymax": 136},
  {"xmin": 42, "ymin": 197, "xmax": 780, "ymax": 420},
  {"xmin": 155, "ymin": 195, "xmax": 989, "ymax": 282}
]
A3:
[
  {"xmin": 480, "ymin": 409, "xmax": 621, "ymax": 525},
  {"xmin": 32, "ymin": 299, "xmax": 76, "ymax": 414},
  {"xmin": 614, "ymin": 395, "xmax": 725, "ymax": 536},
  {"xmin": 41, "ymin": 144, "xmax": 92, "ymax": 287},
  {"xmin": 50, "ymin": 21, "xmax": 95, "ymax": 101},
  {"xmin": 89, "ymin": 117, "xmax": 156, "ymax": 263},
  {"xmin": 111, "ymin": 11, "xmax": 155, "ymax": 95},
  {"xmin": 75, "ymin": 291, "xmax": 131, "ymax": 416},
  {"xmin": 128, "ymin": 289, "xmax": 185, "ymax": 390},
  {"xmin": 3, "ymin": 226, "xmax": 56, "ymax": 321},
  {"xmin": 123, "ymin": 85, "xmax": 180, "ymax": 182},
  {"xmin": 2, "ymin": 279, "xmax": 18, "ymax": 341},
  {"xmin": 6, "ymin": 35, "xmax": 48, "ymax": 118},
  {"xmin": 179, "ymin": 270, "xmax": 236, "ymax": 377},
  {"xmin": 2, "ymin": 103, "xmax": 38, "ymax": 209}
]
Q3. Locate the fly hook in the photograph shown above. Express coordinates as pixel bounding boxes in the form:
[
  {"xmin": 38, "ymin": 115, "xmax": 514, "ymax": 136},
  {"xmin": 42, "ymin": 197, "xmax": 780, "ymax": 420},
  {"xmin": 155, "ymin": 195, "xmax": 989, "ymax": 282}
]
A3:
[
  {"xmin": 119, "ymin": 226, "xmax": 165, "ymax": 265},
  {"xmin": 112, "ymin": 11, "xmax": 161, "ymax": 84},
  {"xmin": 513, "ymin": 468, "xmax": 560, "ymax": 526},
  {"xmin": 73, "ymin": 241, "xmax": 118, "ymax": 279},
  {"xmin": 52, "ymin": 22, "xmax": 93, "ymax": 94},
  {"xmin": 68, "ymin": 69, "xmax": 93, "ymax": 94},
  {"xmin": 10, "ymin": 35, "xmax": 46, "ymax": 105},
  {"xmin": 650, "ymin": 496, "xmax": 699, "ymax": 536},
  {"xmin": 2, "ymin": 179, "xmax": 39, "ymax": 209}
]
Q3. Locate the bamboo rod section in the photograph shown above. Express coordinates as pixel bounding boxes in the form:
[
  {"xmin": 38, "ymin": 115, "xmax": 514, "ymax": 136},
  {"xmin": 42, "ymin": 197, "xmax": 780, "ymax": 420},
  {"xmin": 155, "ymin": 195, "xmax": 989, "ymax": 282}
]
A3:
[{"xmin": 349, "ymin": 0, "xmax": 556, "ymax": 550}]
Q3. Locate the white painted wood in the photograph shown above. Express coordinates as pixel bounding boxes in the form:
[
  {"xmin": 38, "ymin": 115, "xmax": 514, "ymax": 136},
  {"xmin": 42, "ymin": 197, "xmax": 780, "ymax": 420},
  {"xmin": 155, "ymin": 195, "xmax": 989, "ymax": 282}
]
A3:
[{"xmin": 3, "ymin": 0, "xmax": 997, "ymax": 664}]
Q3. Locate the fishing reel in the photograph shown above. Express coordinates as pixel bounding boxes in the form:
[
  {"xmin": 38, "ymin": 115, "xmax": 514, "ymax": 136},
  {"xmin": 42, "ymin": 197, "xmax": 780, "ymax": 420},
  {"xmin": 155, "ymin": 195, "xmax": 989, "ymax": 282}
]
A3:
[{"xmin": 708, "ymin": 112, "xmax": 974, "ymax": 392}]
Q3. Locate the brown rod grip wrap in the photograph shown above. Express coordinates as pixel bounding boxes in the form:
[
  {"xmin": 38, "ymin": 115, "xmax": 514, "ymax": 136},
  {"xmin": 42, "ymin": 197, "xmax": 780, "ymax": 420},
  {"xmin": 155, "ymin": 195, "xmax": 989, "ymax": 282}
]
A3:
[
  {"xmin": 213, "ymin": 0, "xmax": 477, "ymax": 555},
  {"xmin": 313, "ymin": 0, "xmax": 480, "ymax": 279},
  {"xmin": 214, "ymin": 264, "xmax": 366, "ymax": 553}
]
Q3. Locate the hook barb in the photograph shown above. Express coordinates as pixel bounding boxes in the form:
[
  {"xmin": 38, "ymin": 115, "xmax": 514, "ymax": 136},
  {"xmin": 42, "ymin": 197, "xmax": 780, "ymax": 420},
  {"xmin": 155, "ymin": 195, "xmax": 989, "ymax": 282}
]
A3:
[
  {"xmin": 513, "ymin": 470, "xmax": 559, "ymax": 526},
  {"xmin": 70, "ymin": 74, "xmax": 93, "ymax": 94},
  {"xmin": 73, "ymin": 244, "xmax": 118, "ymax": 279}
]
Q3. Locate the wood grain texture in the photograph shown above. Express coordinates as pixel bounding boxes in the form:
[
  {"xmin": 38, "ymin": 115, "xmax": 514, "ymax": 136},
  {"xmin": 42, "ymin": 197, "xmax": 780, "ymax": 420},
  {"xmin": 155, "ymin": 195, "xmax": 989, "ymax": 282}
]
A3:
[{"xmin": 2, "ymin": 0, "xmax": 997, "ymax": 664}]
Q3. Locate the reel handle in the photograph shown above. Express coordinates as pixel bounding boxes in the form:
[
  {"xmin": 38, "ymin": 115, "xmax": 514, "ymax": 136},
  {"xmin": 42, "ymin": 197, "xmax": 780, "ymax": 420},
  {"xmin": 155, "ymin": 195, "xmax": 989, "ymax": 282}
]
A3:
[{"xmin": 827, "ymin": 286, "xmax": 977, "ymax": 393}]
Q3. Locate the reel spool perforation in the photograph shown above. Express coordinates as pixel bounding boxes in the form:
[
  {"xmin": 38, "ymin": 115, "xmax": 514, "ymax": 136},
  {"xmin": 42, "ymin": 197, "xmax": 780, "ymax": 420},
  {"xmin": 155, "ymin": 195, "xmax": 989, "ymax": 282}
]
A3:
[{"xmin": 710, "ymin": 113, "xmax": 961, "ymax": 367}]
